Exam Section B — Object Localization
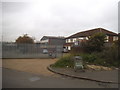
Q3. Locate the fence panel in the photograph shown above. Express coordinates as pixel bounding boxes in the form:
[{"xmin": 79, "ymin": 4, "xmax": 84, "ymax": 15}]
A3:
[{"xmin": 2, "ymin": 43, "xmax": 63, "ymax": 59}]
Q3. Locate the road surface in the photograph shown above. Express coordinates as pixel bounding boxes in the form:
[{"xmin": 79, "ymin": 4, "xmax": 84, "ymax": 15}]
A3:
[
  {"xmin": 3, "ymin": 59, "xmax": 57, "ymax": 76},
  {"xmin": 2, "ymin": 59, "xmax": 118, "ymax": 88}
]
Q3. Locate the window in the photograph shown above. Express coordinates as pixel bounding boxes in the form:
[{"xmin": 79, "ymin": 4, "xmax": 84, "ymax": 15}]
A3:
[
  {"xmin": 86, "ymin": 37, "xmax": 89, "ymax": 40},
  {"xmin": 68, "ymin": 46, "xmax": 71, "ymax": 50},
  {"xmin": 66, "ymin": 39, "xmax": 68, "ymax": 43},
  {"xmin": 68, "ymin": 39, "xmax": 71, "ymax": 43},
  {"xmin": 66, "ymin": 39, "xmax": 71, "ymax": 43},
  {"xmin": 113, "ymin": 36, "xmax": 118, "ymax": 41},
  {"xmin": 73, "ymin": 38, "xmax": 77, "ymax": 42},
  {"xmin": 74, "ymin": 41, "xmax": 79, "ymax": 45},
  {"xmin": 105, "ymin": 36, "xmax": 109, "ymax": 42}
]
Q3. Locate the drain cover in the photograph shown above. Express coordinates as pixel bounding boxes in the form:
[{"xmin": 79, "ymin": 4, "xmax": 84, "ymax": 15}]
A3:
[{"xmin": 29, "ymin": 76, "xmax": 40, "ymax": 82}]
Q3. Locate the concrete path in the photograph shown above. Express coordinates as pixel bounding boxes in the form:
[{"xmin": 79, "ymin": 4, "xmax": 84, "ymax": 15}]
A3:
[{"xmin": 48, "ymin": 67, "xmax": 118, "ymax": 84}]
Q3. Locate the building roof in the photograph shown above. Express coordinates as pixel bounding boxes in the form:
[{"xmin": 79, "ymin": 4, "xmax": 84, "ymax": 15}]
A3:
[
  {"xmin": 40, "ymin": 36, "xmax": 65, "ymax": 41},
  {"xmin": 66, "ymin": 28, "xmax": 118, "ymax": 39}
]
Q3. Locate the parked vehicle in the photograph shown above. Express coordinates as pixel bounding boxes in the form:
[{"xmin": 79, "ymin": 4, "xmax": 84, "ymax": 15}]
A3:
[{"xmin": 43, "ymin": 49, "xmax": 48, "ymax": 54}]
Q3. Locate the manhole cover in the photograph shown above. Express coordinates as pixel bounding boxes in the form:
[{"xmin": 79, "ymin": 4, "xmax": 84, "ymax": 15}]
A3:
[{"xmin": 29, "ymin": 76, "xmax": 40, "ymax": 82}]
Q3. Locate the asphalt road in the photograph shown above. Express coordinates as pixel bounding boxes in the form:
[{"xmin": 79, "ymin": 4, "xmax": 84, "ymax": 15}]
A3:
[
  {"xmin": 2, "ymin": 68, "xmax": 118, "ymax": 88},
  {"xmin": 0, "ymin": 68, "xmax": 2, "ymax": 89}
]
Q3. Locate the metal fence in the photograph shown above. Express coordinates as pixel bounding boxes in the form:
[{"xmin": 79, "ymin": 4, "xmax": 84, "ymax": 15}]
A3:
[{"xmin": 2, "ymin": 43, "xmax": 63, "ymax": 59}]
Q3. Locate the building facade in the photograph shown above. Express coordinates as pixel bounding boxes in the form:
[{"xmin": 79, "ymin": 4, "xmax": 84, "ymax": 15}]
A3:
[
  {"xmin": 65, "ymin": 28, "xmax": 118, "ymax": 50},
  {"xmin": 40, "ymin": 36, "xmax": 66, "ymax": 53},
  {"xmin": 40, "ymin": 36, "xmax": 65, "ymax": 46}
]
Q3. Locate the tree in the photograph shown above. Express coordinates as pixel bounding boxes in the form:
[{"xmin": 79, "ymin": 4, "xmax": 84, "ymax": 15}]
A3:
[
  {"xmin": 86, "ymin": 32, "xmax": 106, "ymax": 53},
  {"xmin": 15, "ymin": 34, "xmax": 34, "ymax": 44}
]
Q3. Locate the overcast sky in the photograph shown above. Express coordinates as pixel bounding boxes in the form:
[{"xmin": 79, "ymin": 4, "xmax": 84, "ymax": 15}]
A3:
[{"xmin": 1, "ymin": 0, "xmax": 119, "ymax": 42}]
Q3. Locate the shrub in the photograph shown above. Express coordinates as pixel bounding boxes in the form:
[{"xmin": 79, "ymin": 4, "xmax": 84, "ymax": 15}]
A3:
[
  {"xmin": 86, "ymin": 32, "xmax": 106, "ymax": 53},
  {"xmin": 96, "ymin": 45, "xmax": 119, "ymax": 67},
  {"xmin": 80, "ymin": 53, "xmax": 97, "ymax": 64},
  {"xmin": 53, "ymin": 42, "xmax": 119, "ymax": 68},
  {"xmin": 80, "ymin": 49, "xmax": 119, "ymax": 68},
  {"xmin": 52, "ymin": 54, "xmax": 74, "ymax": 68}
]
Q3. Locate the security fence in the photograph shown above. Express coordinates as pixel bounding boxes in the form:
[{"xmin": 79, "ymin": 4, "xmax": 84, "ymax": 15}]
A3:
[{"xmin": 2, "ymin": 43, "xmax": 63, "ymax": 59}]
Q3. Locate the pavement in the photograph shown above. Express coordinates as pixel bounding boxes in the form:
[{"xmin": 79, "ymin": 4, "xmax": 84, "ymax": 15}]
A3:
[{"xmin": 48, "ymin": 66, "xmax": 119, "ymax": 84}]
